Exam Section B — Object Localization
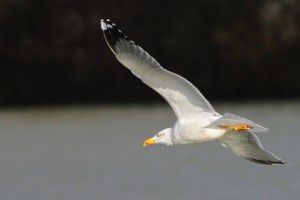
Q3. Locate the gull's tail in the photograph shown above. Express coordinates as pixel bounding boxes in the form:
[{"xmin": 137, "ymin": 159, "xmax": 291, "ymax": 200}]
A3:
[{"xmin": 206, "ymin": 113, "xmax": 269, "ymax": 133}]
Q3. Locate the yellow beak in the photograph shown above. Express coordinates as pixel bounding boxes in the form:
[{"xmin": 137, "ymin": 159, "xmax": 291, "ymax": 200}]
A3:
[{"xmin": 143, "ymin": 137, "xmax": 155, "ymax": 147}]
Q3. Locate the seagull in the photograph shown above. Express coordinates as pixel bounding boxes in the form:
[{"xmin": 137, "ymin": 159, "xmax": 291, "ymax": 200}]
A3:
[{"xmin": 100, "ymin": 19, "xmax": 284, "ymax": 165}]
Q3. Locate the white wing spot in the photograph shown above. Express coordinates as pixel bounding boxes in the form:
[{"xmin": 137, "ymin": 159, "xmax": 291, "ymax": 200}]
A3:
[
  {"xmin": 112, "ymin": 23, "xmax": 116, "ymax": 26},
  {"xmin": 118, "ymin": 29, "xmax": 122, "ymax": 33},
  {"xmin": 101, "ymin": 20, "xmax": 107, "ymax": 30},
  {"xmin": 107, "ymin": 24, "xmax": 113, "ymax": 29},
  {"xmin": 106, "ymin": 19, "xmax": 110, "ymax": 21}
]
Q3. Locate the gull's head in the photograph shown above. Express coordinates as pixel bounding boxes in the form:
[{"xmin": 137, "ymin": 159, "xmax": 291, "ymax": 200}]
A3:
[{"xmin": 143, "ymin": 128, "xmax": 172, "ymax": 147}]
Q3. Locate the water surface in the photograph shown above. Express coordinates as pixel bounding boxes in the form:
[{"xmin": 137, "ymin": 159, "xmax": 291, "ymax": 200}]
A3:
[{"xmin": 0, "ymin": 101, "xmax": 299, "ymax": 200}]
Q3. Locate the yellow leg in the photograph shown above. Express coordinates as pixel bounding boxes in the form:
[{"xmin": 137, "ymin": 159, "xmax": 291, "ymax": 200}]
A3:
[{"xmin": 218, "ymin": 124, "xmax": 253, "ymax": 131}]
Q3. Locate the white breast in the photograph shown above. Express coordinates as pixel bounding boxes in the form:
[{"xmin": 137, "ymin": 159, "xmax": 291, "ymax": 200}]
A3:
[{"xmin": 172, "ymin": 120, "xmax": 225, "ymax": 144}]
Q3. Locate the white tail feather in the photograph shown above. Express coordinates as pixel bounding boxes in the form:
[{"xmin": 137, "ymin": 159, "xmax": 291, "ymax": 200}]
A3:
[{"xmin": 206, "ymin": 113, "xmax": 269, "ymax": 133}]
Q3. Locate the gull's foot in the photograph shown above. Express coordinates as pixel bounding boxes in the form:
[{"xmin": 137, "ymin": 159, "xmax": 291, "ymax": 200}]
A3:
[{"xmin": 218, "ymin": 124, "xmax": 253, "ymax": 131}]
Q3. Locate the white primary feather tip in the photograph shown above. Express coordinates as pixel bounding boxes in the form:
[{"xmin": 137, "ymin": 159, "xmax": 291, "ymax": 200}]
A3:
[{"xmin": 100, "ymin": 19, "xmax": 107, "ymax": 30}]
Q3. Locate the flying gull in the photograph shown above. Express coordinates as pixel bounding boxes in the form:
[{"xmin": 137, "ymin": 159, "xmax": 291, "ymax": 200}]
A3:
[{"xmin": 100, "ymin": 19, "xmax": 284, "ymax": 165}]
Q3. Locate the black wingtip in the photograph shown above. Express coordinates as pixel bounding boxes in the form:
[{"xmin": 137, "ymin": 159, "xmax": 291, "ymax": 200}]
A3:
[
  {"xmin": 242, "ymin": 156, "xmax": 285, "ymax": 165},
  {"xmin": 100, "ymin": 19, "xmax": 135, "ymax": 54}
]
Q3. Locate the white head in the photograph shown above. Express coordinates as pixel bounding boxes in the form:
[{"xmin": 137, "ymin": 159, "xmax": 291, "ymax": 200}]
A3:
[{"xmin": 143, "ymin": 128, "xmax": 173, "ymax": 147}]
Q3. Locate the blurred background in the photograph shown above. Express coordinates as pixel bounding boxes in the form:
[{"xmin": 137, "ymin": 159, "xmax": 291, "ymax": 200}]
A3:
[{"xmin": 0, "ymin": 0, "xmax": 299, "ymax": 200}]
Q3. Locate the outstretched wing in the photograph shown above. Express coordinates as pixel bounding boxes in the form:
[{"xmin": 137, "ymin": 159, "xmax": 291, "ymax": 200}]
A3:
[
  {"xmin": 100, "ymin": 19, "xmax": 218, "ymax": 119},
  {"xmin": 220, "ymin": 131, "xmax": 284, "ymax": 165}
]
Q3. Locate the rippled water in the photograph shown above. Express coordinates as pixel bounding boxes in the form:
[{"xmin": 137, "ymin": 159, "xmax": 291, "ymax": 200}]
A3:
[{"xmin": 0, "ymin": 101, "xmax": 299, "ymax": 200}]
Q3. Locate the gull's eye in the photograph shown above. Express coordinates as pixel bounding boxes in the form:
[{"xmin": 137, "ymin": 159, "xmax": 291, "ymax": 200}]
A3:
[{"xmin": 157, "ymin": 133, "xmax": 164, "ymax": 137}]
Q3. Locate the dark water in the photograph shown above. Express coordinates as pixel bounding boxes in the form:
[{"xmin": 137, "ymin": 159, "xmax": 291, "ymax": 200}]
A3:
[{"xmin": 0, "ymin": 101, "xmax": 299, "ymax": 200}]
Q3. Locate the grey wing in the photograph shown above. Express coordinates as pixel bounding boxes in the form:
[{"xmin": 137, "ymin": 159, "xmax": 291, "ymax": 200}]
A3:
[
  {"xmin": 100, "ymin": 19, "xmax": 218, "ymax": 119},
  {"xmin": 220, "ymin": 131, "xmax": 284, "ymax": 165}
]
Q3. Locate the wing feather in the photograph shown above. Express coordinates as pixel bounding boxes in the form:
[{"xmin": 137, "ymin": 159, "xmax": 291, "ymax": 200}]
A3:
[
  {"xmin": 220, "ymin": 131, "xmax": 284, "ymax": 165},
  {"xmin": 100, "ymin": 19, "xmax": 218, "ymax": 119}
]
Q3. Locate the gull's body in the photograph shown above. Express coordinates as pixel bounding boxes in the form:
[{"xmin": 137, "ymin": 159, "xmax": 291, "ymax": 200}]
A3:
[
  {"xmin": 100, "ymin": 19, "xmax": 284, "ymax": 165},
  {"xmin": 169, "ymin": 114, "xmax": 223, "ymax": 145}
]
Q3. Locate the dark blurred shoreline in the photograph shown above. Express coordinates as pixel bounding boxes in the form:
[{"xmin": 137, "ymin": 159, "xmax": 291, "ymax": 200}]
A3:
[
  {"xmin": 1, "ymin": 98, "xmax": 299, "ymax": 110},
  {"xmin": 1, "ymin": 0, "xmax": 300, "ymax": 106}
]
